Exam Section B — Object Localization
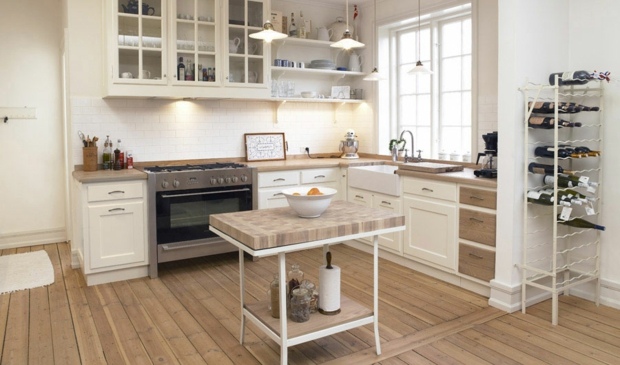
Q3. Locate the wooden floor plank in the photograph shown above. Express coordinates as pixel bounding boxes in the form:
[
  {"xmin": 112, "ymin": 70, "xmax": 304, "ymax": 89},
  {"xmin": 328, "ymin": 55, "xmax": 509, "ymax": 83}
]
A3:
[
  {"xmin": 112, "ymin": 280, "xmax": 181, "ymax": 364},
  {"xmin": 1, "ymin": 247, "xmax": 29, "ymax": 365},
  {"xmin": 506, "ymin": 311, "xmax": 620, "ymax": 364},
  {"xmin": 57, "ymin": 243, "xmax": 107, "ymax": 365},
  {"xmin": 3, "ymin": 242, "xmax": 620, "ymax": 365},
  {"xmin": 95, "ymin": 283, "xmax": 152, "ymax": 364},
  {"xmin": 144, "ymin": 276, "xmax": 235, "ymax": 365}
]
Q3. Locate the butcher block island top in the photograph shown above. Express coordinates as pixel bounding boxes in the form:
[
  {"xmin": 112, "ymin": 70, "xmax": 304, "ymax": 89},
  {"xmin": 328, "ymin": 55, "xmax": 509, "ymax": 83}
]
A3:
[{"xmin": 209, "ymin": 200, "xmax": 405, "ymax": 254}]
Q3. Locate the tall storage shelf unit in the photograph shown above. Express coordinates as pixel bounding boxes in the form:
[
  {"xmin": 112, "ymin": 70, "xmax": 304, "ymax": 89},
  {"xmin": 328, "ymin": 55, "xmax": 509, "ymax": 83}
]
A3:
[{"xmin": 520, "ymin": 77, "xmax": 604, "ymax": 325}]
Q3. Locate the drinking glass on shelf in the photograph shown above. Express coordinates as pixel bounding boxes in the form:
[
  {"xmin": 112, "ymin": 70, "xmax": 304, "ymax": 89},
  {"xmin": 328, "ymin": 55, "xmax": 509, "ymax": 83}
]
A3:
[
  {"xmin": 287, "ymin": 81, "xmax": 295, "ymax": 97},
  {"xmin": 278, "ymin": 81, "xmax": 288, "ymax": 97},
  {"xmin": 271, "ymin": 80, "xmax": 278, "ymax": 97}
]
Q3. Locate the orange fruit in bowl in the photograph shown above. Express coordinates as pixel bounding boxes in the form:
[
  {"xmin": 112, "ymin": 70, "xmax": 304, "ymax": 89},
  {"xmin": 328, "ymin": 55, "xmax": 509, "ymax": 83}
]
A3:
[{"xmin": 307, "ymin": 187, "xmax": 323, "ymax": 196}]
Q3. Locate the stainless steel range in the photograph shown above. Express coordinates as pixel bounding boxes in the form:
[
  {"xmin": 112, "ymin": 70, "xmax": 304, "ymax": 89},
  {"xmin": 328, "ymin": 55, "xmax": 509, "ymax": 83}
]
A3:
[{"xmin": 144, "ymin": 162, "xmax": 256, "ymax": 278}]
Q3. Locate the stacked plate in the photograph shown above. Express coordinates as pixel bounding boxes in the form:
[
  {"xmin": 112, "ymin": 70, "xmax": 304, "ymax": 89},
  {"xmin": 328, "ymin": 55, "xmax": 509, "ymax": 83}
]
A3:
[{"xmin": 308, "ymin": 59, "xmax": 336, "ymax": 70}]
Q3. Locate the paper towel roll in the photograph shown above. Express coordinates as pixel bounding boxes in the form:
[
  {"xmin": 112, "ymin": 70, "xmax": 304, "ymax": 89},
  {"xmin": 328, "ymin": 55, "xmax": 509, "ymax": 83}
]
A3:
[{"xmin": 319, "ymin": 264, "xmax": 341, "ymax": 315}]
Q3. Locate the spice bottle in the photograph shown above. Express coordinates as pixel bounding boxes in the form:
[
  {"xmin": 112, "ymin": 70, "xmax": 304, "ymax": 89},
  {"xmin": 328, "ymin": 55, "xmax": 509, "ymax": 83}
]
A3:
[
  {"xmin": 267, "ymin": 273, "xmax": 283, "ymax": 318},
  {"xmin": 102, "ymin": 135, "xmax": 112, "ymax": 170},
  {"xmin": 117, "ymin": 139, "xmax": 125, "ymax": 169},
  {"xmin": 113, "ymin": 142, "xmax": 121, "ymax": 170}
]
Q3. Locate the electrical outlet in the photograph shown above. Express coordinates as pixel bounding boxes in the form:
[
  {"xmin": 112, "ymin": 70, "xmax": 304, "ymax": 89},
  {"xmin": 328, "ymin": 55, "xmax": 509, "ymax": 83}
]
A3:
[{"xmin": 299, "ymin": 147, "xmax": 306, "ymax": 153}]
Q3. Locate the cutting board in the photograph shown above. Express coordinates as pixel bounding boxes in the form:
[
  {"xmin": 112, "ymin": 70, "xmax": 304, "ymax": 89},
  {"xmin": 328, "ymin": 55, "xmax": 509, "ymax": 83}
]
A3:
[{"xmin": 398, "ymin": 162, "xmax": 464, "ymax": 174}]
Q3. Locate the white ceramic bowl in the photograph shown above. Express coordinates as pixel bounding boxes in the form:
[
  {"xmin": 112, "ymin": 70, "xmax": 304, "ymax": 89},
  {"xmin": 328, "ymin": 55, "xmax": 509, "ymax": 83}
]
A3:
[
  {"xmin": 281, "ymin": 187, "xmax": 338, "ymax": 218},
  {"xmin": 301, "ymin": 91, "xmax": 317, "ymax": 98}
]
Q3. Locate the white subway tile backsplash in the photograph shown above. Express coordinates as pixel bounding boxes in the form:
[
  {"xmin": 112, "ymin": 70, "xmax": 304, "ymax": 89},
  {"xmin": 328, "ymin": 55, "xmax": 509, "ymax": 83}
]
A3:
[{"xmin": 71, "ymin": 97, "xmax": 359, "ymax": 165}]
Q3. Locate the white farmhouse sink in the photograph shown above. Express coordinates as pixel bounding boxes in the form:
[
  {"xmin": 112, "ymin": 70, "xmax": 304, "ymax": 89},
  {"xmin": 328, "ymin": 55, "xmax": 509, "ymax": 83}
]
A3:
[{"xmin": 348, "ymin": 165, "xmax": 400, "ymax": 197}]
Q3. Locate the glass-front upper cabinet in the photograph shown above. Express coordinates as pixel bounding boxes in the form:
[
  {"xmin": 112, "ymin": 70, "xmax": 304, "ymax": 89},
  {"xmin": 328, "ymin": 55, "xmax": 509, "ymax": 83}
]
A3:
[
  {"xmin": 115, "ymin": 0, "xmax": 167, "ymax": 83},
  {"xmin": 226, "ymin": 0, "xmax": 267, "ymax": 87},
  {"xmin": 172, "ymin": 0, "xmax": 219, "ymax": 84}
]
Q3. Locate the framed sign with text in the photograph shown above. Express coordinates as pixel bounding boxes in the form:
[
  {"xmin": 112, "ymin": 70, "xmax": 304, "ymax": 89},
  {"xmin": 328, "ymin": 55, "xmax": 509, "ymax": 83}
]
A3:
[{"xmin": 244, "ymin": 133, "xmax": 287, "ymax": 162}]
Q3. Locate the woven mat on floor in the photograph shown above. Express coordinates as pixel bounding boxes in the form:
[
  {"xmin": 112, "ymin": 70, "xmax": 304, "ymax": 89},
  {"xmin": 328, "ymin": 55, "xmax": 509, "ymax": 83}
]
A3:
[{"xmin": 0, "ymin": 251, "xmax": 54, "ymax": 295}]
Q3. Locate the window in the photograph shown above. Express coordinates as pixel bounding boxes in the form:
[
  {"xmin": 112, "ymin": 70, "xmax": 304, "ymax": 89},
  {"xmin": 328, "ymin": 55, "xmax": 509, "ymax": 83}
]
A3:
[{"xmin": 385, "ymin": 5, "xmax": 472, "ymax": 159}]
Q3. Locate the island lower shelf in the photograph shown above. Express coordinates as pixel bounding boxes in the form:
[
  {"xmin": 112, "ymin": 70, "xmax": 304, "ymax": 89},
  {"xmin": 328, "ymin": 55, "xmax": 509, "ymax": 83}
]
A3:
[{"xmin": 245, "ymin": 294, "xmax": 373, "ymax": 340}]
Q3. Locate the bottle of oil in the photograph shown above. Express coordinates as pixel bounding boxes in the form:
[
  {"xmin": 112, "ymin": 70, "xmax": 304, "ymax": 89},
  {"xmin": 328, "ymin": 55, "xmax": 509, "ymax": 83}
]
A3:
[{"xmin": 102, "ymin": 135, "xmax": 112, "ymax": 170}]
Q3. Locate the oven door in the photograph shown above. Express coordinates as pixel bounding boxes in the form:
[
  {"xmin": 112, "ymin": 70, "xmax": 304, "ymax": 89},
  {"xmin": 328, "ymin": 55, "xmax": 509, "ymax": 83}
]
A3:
[{"xmin": 156, "ymin": 185, "xmax": 252, "ymax": 244}]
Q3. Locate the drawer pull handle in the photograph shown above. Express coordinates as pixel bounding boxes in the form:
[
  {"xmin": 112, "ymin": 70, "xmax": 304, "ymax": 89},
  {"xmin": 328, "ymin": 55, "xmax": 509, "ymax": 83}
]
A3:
[
  {"xmin": 469, "ymin": 217, "xmax": 484, "ymax": 223},
  {"xmin": 314, "ymin": 175, "xmax": 326, "ymax": 179},
  {"xmin": 273, "ymin": 178, "xmax": 286, "ymax": 182},
  {"xmin": 422, "ymin": 188, "xmax": 434, "ymax": 192},
  {"xmin": 108, "ymin": 208, "xmax": 125, "ymax": 213},
  {"xmin": 355, "ymin": 195, "xmax": 364, "ymax": 199},
  {"xmin": 470, "ymin": 195, "xmax": 484, "ymax": 200},
  {"xmin": 381, "ymin": 201, "xmax": 391, "ymax": 205},
  {"xmin": 108, "ymin": 190, "xmax": 125, "ymax": 195},
  {"xmin": 468, "ymin": 253, "xmax": 484, "ymax": 259}
]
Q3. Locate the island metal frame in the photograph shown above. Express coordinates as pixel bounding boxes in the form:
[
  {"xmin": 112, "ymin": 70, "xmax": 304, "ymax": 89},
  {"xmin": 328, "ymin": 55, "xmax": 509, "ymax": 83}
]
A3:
[{"xmin": 210, "ymin": 225, "xmax": 405, "ymax": 365}]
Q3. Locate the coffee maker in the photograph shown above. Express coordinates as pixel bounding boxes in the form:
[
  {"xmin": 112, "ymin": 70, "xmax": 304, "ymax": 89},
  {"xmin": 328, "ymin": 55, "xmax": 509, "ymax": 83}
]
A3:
[{"xmin": 474, "ymin": 131, "xmax": 498, "ymax": 178}]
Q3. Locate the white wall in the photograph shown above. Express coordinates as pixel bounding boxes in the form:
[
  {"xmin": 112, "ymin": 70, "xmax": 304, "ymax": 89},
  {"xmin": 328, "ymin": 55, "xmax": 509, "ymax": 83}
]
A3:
[
  {"xmin": 569, "ymin": 0, "xmax": 620, "ymax": 307},
  {"xmin": 0, "ymin": 1, "xmax": 65, "ymax": 248},
  {"xmin": 492, "ymin": 0, "xmax": 620, "ymax": 311}
]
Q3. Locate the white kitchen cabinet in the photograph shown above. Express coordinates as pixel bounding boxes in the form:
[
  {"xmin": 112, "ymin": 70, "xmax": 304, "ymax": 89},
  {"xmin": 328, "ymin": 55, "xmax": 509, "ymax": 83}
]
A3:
[
  {"xmin": 347, "ymin": 186, "xmax": 402, "ymax": 253},
  {"xmin": 75, "ymin": 179, "xmax": 149, "ymax": 285},
  {"xmin": 257, "ymin": 167, "xmax": 341, "ymax": 209},
  {"xmin": 402, "ymin": 177, "xmax": 457, "ymax": 271},
  {"xmin": 105, "ymin": 0, "xmax": 270, "ymax": 98}
]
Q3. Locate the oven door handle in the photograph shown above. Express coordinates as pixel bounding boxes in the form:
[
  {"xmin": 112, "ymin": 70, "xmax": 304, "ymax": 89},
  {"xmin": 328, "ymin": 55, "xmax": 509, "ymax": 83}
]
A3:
[{"xmin": 160, "ymin": 188, "xmax": 251, "ymax": 199}]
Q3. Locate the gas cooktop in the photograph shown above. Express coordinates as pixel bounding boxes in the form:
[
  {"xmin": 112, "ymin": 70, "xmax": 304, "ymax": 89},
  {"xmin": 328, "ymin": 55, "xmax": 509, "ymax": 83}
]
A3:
[{"xmin": 142, "ymin": 162, "xmax": 247, "ymax": 173}]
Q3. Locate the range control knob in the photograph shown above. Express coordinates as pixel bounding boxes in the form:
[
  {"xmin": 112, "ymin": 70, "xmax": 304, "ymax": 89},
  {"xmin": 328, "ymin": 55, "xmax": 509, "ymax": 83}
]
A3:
[
  {"xmin": 161, "ymin": 180, "xmax": 169, "ymax": 189},
  {"xmin": 240, "ymin": 175, "xmax": 248, "ymax": 182},
  {"xmin": 173, "ymin": 179, "xmax": 180, "ymax": 188},
  {"xmin": 210, "ymin": 178, "xmax": 217, "ymax": 185},
  {"xmin": 218, "ymin": 177, "xmax": 224, "ymax": 184},
  {"xmin": 231, "ymin": 176, "xmax": 239, "ymax": 183},
  {"xmin": 225, "ymin": 177, "xmax": 232, "ymax": 184}
]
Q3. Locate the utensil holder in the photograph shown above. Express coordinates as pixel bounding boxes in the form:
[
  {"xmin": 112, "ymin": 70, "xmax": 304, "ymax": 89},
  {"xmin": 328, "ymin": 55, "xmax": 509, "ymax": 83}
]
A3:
[{"xmin": 83, "ymin": 147, "xmax": 98, "ymax": 171}]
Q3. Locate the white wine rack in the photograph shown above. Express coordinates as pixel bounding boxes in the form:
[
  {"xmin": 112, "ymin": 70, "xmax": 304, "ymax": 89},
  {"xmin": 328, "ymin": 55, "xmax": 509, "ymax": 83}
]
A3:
[{"xmin": 519, "ymin": 77, "xmax": 603, "ymax": 325}]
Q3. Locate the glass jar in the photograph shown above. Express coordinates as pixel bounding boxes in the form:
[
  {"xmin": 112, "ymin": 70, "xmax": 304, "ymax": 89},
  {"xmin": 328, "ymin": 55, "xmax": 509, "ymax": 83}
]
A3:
[
  {"xmin": 287, "ymin": 264, "xmax": 304, "ymax": 306},
  {"xmin": 267, "ymin": 273, "xmax": 283, "ymax": 318},
  {"xmin": 300, "ymin": 280, "xmax": 319, "ymax": 313},
  {"xmin": 290, "ymin": 288, "xmax": 310, "ymax": 323}
]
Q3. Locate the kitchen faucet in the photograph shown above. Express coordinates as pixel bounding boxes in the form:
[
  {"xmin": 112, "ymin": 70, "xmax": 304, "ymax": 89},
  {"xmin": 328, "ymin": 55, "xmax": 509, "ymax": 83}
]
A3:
[{"xmin": 399, "ymin": 130, "xmax": 415, "ymax": 163}]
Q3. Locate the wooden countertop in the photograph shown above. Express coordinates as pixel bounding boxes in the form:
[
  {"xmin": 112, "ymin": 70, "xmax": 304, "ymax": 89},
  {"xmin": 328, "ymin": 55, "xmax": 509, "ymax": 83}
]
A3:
[
  {"xmin": 71, "ymin": 156, "xmax": 496, "ymax": 188},
  {"xmin": 209, "ymin": 200, "xmax": 405, "ymax": 251},
  {"xmin": 72, "ymin": 169, "xmax": 147, "ymax": 183},
  {"xmin": 395, "ymin": 167, "xmax": 497, "ymax": 188}
]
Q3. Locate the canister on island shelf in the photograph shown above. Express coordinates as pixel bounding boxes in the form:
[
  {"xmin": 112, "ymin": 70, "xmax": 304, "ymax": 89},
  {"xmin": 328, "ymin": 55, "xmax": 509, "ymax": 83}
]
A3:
[{"xmin": 290, "ymin": 288, "xmax": 310, "ymax": 322}]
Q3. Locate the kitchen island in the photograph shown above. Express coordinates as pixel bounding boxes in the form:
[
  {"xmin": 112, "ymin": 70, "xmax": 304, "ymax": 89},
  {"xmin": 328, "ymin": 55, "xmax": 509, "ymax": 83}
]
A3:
[{"xmin": 209, "ymin": 200, "xmax": 405, "ymax": 365}]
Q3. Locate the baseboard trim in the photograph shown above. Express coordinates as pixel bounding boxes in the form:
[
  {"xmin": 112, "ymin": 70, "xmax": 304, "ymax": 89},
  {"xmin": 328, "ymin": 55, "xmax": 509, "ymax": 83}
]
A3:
[{"xmin": 0, "ymin": 228, "xmax": 66, "ymax": 249}]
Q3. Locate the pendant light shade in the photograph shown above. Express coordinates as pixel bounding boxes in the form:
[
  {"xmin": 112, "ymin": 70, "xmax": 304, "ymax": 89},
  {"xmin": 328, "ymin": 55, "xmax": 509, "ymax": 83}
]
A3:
[
  {"xmin": 363, "ymin": 67, "xmax": 386, "ymax": 81},
  {"xmin": 363, "ymin": 0, "xmax": 385, "ymax": 81},
  {"xmin": 249, "ymin": 21, "xmax": 288, "ymax": 43},
  {"xmin": 330, "ymin": 0, "xmax": 365, "ymax": 50},
  {"xmin": 408, "ymin": 0, "xmax": 432, "ymax": 75}
]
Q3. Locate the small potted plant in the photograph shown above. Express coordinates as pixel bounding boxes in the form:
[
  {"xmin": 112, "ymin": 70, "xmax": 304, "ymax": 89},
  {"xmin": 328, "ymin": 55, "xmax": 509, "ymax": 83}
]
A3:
[{"xmin": 389, "ymin": 139, "xmax": 406, "ymax": 156}]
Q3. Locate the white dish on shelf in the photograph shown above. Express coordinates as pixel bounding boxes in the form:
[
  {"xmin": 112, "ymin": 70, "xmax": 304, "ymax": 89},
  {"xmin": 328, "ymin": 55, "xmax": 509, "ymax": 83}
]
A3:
[{"xmin": 301, "ymin": 91, "xmax": 317, "ymax": 98}]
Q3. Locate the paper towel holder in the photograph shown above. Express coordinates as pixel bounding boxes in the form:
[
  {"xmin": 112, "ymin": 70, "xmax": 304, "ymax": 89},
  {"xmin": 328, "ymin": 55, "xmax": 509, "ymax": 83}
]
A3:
[{"xmin": 318, "ymin": 251, "xmax": 341, "ymax": 315}]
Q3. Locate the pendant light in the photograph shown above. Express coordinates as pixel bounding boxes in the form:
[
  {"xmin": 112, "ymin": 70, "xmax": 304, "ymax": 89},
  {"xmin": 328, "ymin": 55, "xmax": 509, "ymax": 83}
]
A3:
[
  {"xmin": 363, "ymin": 0, "xmax": 385, "ymax": 81},
  {"xmin": 249, "ymin": 20, "xmax": 288, "ymax": 43},
  {"xmin": 408, "ymin": 0, "xmax": 433, "ymax": 75},
  {"xmin": 330, "ymin": 0, "xmax": 365, "ymax": 50}
]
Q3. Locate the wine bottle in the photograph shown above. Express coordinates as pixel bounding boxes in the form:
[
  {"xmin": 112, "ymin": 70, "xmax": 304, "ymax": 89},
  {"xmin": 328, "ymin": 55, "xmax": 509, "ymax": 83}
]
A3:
[
  {"xmin": 558, "ymin": 216, "xmax": 605, "ymax": 231},
  {"xmin": 177, "ymin": 57, "xmax": 185, "ymax": 81},
  {"xmin": 534, "ymin": 146, "xmax": 570, "ymax": 159},
  {"xmin": 528, "ymin": 116, "xmax": 560, "ymax": 129},
  {"xmin": 574, "ymin": 146, "xmax": 601, "ymax": 157},
  {"xmin": 289, "ymin": 12, "xmax": 297, "ymax": 37},
  {"xmin": 298, "ymin": 10, "xmax": 307, "ymax": 39},
  {"xmin": 549, "ymin": 70, "xmax": 593, "ymax": 86},
  {"xmin": 556, "ymin": 189, "xmax": 595, "ymax": 203},
  {"xmin": 543, "ymin": 173, "xmax": 595, "ymax": 189},
  {"xmin": 528, "ymin": 162, "xmax": 565, "ymax": 175},
  {"xmin": 102, "ymin": 135, "xmax": 112, "ymax": 170},
  {"xmin": 527, "ymin": 190, "xmax": 555, "ymax": 206}
]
